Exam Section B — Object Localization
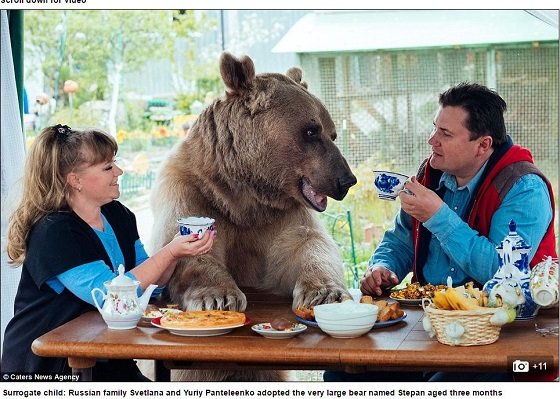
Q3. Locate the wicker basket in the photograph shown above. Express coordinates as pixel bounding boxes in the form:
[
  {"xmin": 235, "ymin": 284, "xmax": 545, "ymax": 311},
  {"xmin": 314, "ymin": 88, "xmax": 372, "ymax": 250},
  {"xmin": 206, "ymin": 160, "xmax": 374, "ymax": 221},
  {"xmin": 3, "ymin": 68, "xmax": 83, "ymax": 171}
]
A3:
[{"xmin": 422, "ymin": 299, "xmax": 503, "ymax": 346}]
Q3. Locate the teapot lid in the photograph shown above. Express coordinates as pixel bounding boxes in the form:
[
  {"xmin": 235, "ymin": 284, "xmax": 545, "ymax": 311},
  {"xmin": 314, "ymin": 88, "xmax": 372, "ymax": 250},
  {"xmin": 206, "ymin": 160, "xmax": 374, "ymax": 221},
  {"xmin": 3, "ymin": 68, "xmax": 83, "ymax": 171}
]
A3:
[
  {"xmin": 108, "ymin": 264, "xmax": 136, "ymax": 286},
  {"xmin": 496, "ymin": 220, "xmax": 531, "ymax": 251}
]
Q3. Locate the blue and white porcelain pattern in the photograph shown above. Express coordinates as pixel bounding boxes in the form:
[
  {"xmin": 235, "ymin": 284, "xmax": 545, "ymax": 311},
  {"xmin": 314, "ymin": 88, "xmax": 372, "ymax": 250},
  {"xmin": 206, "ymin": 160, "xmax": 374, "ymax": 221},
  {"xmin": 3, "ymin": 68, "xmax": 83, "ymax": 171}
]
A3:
[
  {"xmin": 483, "ymin": 220, "xmax": 538, "ymax": 320},
  {"xmin": 177, "ymin": 216, "xmax": 215, "ymax": 238},
  {"xmin": 373, "ymin": 171, "xmax": 408, "ymax": 200}
]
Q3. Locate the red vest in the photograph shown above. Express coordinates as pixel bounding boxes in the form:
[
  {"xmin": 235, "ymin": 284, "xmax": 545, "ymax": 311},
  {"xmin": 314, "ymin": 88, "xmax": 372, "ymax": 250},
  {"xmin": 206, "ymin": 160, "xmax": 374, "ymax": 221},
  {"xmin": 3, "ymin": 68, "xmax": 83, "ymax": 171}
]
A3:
[{"xmin": 412, "ymin": 144, "xmax": 557, "ymax": 285}]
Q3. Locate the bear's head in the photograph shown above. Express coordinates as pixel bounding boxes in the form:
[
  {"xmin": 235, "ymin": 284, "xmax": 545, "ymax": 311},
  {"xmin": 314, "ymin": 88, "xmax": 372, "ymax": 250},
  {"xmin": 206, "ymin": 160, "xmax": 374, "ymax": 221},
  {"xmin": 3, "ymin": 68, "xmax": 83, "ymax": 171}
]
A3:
[{"xmin": 193, "ymin": 52, "xmax": 357, "ymax": 214}]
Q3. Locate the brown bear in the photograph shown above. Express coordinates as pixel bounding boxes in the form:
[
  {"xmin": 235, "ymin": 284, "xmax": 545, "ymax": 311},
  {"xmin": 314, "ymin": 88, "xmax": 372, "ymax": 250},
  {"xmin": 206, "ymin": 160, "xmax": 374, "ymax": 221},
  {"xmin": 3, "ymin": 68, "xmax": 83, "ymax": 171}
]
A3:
[{"xmin": 150, "ymin": 53, "xmax": 357, "ymax": 381}]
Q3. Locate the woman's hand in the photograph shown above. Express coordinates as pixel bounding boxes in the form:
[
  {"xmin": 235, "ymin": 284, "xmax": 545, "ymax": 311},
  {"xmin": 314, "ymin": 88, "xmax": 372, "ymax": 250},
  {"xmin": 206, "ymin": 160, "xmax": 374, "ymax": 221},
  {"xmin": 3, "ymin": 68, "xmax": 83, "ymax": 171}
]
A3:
[
  {"xmin": 132, "ymin": 230, "xmax": 217, "ymax": 289},
  {"xmin": 167, "ymin": 230, "xmax": 216, "ymax": 259}
]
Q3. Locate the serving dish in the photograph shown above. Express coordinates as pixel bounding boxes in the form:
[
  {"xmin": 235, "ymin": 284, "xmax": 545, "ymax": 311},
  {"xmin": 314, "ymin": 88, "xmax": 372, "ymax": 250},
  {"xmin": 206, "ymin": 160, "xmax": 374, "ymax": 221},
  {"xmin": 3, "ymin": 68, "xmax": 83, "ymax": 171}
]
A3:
[
  {"xmin": 295, "ymin": 316, "xmax": 319, "ymax": 328},
  {"xmin": 251, "ymin": 323, "xmax": 307, "ymax": 339},
  {"xmin": 391, "ymin": 298, "xmax": 422, "ymax": 306},
  {"xmin": 372, "ymin": 312, "xmax": 407, "ymax": 328},
  {"xmin": 141, "ymin": 307, "xmax": 181, "ymax": 323},
  {"xmin": 151, "ymin": 316, "xmax": 245, "ymax": 337}
]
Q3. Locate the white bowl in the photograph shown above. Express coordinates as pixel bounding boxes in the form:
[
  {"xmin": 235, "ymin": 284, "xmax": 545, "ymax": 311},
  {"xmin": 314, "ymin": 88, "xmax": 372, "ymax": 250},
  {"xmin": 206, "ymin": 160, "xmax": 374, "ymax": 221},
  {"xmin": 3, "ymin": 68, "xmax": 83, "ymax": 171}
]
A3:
[
  {"xmin": 314, "ymin": 302, "xmax": 378, "ymax": 321},
  {"xmin": 373, "ymin": 170, "xmax": 409, "ymax": 200},
  {"xmin": 316, "ymin": 323, "xmax": 376, "ymax": 338},
  {"xmin": 315, "ymin": 318, "xmax": 377, "ymax": 328},
  {"xmin": 314, "ymin": 302, "xmax": 378, "ymax": 338}
]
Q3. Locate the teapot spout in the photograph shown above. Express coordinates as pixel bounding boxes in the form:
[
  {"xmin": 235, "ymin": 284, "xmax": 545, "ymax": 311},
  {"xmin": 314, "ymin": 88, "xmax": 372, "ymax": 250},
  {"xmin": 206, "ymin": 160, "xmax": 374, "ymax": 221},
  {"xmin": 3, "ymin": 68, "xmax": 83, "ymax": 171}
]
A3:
[{"xmin": 139, "ymin": 284, "xmax": 158, "ymax": 311}]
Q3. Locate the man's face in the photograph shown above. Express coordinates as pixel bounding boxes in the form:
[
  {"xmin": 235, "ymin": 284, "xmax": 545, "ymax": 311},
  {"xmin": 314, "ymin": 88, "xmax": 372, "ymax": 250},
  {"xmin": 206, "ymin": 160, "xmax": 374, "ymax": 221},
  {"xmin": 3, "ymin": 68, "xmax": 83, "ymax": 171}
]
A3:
[{"xmin": 428, "ymin": 106, "xmax": 488, "ymax": 182}]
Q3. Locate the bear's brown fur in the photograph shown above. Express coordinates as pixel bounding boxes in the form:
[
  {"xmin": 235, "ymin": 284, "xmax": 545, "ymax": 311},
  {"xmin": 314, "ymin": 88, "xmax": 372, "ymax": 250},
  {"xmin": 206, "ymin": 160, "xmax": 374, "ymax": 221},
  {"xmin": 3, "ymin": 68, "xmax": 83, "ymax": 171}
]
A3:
[{"xmin": 150, "ymin": 53, "xmax": 357, "ymax": 381}]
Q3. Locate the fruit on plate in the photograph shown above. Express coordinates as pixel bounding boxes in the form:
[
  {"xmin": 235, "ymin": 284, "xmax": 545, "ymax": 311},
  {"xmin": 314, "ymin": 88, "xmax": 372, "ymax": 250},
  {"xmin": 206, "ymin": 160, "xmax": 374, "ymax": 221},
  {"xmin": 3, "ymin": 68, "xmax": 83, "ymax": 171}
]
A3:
[{"xmin": 270, "ymin": 317, "xmax": 295, "ymax": 331}]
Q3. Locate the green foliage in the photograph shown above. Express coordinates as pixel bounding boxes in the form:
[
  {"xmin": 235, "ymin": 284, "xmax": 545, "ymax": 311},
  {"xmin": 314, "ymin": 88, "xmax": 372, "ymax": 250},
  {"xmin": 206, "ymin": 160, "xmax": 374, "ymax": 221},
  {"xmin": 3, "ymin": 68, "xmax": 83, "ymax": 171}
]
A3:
[
  {"xmin": 24, "ymin": 10, "xmax": 219, "ymax": 137},
  {"xmin": 326, "ymin": 154, "xmax": 400, "ymax": 238},
  {"xmin": 172, "ymin": 10, "xmax": 216, "ymax": 38},
  {"xmin": 48, "ymin": 102, "xmax": 105, "ymax": 129},
  {"xmin": 175, "ymin": 76, "xmax": 223, "ymax": 114},
  {"xmin": 176, "ymin": 93, "xmax": 201, "ymax": 114},
  {"xmin": 24, "ymin": 10, "xmax": 211, "ymax": 110},
  {"xmin": 197, "ymin": 76, "xmax": 222, "ymax": 94},
  {"xmin": 322, "ymin": 155, "xmax": 403, "ymax": 275},
  {"xmin": 123, "ymin": 99, "xmax": 152, "ymax": 132}
]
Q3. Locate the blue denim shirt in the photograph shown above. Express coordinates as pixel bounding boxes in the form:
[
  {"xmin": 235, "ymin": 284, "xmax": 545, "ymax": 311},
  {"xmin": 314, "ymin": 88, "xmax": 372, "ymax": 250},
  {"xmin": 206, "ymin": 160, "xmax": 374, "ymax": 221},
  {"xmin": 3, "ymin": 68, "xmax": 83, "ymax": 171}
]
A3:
[{"xmin": 369, "ymin": 164, "xmax": 553, "ymax": 286}]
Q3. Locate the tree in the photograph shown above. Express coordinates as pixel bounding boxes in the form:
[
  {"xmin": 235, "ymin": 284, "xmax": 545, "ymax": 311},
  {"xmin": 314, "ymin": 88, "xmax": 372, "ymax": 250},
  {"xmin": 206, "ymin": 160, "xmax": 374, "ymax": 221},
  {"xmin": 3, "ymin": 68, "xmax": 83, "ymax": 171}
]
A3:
[
  {"xmin": 24, "ymin": 10, "xmax": 211, "ymax": 136},
  {"xmin": 169, "ymin": 10, "xmax": 218, "ymax": 95}
]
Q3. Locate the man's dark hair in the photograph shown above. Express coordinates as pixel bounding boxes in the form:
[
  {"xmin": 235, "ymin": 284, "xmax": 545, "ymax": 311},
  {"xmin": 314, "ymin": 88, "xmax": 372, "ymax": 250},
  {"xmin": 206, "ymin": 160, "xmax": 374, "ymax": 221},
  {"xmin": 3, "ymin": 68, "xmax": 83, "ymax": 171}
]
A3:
[{"xmin": 439, "ymin": 82, "xmax": 507, "ymax": 147}]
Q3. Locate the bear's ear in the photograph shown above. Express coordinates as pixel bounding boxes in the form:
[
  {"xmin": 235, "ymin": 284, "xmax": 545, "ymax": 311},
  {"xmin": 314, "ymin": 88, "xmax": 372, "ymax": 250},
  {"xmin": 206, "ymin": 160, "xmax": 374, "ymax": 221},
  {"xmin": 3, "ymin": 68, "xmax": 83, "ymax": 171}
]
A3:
[
  {"xmin": 286, "ymin": 67, "xmax": 308, "ymax": 89},
  {"xmin": 220, "ymin": 52, "xmax": 256, "ymax": 95}
]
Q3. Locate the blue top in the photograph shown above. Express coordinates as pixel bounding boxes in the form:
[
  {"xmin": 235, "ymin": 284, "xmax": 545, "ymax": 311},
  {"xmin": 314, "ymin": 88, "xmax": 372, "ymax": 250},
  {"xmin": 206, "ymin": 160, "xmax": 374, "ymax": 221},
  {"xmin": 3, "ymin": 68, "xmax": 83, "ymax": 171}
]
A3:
[
  {"xmin": 369, "ymin": 165, "xmax": 553, "ymax": 286},
  {"xmin": 46, "ymin": 214, "xmax": 149, "ymax": 304}
]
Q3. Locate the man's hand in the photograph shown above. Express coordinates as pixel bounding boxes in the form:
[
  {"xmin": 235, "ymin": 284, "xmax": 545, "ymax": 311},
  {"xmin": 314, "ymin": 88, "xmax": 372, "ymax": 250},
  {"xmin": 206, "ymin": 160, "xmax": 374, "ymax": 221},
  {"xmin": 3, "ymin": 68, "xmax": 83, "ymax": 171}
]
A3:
[
  {"xmin": 360, "ymin": 265, "xmax": 400, "ymax": 297},
  {"xmin": 399, "ymin": 176, "xmax": 443, "ymax": 223}
]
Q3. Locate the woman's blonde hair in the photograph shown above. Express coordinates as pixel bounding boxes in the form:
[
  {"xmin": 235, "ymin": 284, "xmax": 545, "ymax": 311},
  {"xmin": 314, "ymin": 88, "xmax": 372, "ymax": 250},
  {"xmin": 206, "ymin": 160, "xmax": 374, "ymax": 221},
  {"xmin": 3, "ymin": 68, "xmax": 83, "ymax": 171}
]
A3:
[{"xmin": 6, "ymin": 125, "xmax": 118, "ymax": 265}]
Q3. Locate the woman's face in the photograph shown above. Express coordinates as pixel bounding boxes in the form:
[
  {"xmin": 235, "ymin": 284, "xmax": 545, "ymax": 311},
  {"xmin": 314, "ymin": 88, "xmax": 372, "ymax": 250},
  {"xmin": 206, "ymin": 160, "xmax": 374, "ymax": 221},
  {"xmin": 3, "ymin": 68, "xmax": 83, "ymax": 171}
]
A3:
[{"xmin": 73, "ymin": 157, "xmax": 123, "ymax": 205}]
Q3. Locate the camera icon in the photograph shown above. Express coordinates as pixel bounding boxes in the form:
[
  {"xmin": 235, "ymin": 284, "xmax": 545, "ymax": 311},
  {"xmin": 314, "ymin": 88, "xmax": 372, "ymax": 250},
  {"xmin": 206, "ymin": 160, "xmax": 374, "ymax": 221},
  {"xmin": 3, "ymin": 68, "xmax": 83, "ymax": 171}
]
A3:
[{"xmin": 512, "ymin": 360, "xmax": 530, "ymax": 373}]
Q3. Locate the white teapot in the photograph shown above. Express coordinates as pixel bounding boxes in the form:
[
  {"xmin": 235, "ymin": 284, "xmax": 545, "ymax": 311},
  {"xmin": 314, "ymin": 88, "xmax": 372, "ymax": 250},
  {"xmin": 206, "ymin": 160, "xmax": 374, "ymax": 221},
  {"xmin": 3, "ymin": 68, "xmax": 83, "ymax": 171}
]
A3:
[{"xmin": 91, "ymin": 264, "xmax": 158, "ymax": 329}]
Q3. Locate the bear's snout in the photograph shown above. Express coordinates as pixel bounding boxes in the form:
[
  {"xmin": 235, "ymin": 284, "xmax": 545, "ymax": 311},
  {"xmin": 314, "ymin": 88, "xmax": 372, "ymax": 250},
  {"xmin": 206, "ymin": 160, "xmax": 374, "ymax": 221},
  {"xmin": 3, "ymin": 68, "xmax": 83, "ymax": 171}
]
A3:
[
  {"xmin": 339, "ymin": 173, "xmax": 358, "ymax": 193},
  {"xmin": 334, "ymin": 172, "xmax": 357, "ymax": 200}
]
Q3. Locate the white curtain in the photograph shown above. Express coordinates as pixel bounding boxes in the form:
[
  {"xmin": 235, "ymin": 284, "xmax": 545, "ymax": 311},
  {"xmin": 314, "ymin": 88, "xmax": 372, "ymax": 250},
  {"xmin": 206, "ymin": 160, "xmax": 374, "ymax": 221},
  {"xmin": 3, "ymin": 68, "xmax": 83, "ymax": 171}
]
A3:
[{"xmin": 1, "ymin": 10, "xmax": 26, "ymax": 353}]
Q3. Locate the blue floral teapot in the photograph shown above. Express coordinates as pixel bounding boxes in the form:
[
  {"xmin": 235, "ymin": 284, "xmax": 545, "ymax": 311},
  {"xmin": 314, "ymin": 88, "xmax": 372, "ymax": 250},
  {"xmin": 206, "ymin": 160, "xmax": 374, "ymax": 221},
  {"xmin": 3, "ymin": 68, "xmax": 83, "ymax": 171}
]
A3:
[{"xmin": 483, "ymin": 220, "xmax": 537, "ymax": 320}]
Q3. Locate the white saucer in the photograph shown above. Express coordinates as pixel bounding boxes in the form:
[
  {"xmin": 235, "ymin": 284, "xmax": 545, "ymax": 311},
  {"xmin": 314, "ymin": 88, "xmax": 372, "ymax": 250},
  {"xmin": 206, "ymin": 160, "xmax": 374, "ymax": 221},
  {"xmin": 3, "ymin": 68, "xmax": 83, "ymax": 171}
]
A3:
[{"xmin": 251, "ymin": 323, "xmax": 307, "ymax": 339}]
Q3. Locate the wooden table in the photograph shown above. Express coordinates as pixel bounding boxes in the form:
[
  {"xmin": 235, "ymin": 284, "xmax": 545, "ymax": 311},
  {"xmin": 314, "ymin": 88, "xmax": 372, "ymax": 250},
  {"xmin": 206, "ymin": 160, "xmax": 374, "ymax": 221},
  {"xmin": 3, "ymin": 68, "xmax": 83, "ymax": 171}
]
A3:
[{"xmin": 32, "ymin": 291, "xmax": 559, "ymax": 381}]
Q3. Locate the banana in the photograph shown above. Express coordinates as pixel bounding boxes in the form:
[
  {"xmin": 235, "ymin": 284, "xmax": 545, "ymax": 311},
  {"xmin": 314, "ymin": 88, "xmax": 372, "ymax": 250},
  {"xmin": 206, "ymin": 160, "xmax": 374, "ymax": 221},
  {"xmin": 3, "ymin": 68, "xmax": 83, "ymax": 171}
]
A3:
[
  {"xmin": 466, "ymin": 297, "xmax": 480, "ymax": 309},
  {"xmin": 433, "ymin": 290, "xmax": 452, "ymax": 310},
  {"xmin": 479, "ymin": 291, "xmax": 489, "ymax": 307},
  {"xmin": 446, "ymin": 287, "xmax": 480, "ymax": 310},
  {"xmin": 454, "ymin": 285, "xmax": 467, "ymax": 297},
  {"xmin": 444, "ymin": 287, "xmax": 461, "ymax": 310},
  {"xmin": 428, "ymin": 283, "xmax": 488, "ymax": 310},
  {"xmin": 465, "ymin": 281, "xmax": 482, "ymax": 302},
  {"xmin": 466, "ymin": 281, "xmax": 476, "ymax": 297}
]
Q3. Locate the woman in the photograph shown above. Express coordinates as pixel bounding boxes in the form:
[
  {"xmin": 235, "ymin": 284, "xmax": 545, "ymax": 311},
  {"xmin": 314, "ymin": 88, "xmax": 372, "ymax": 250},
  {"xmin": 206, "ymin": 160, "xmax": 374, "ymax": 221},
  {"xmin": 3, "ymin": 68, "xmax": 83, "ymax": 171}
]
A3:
[{"xmin": 2, "ymin": 124, "xmax": 216, "ymax": 381}]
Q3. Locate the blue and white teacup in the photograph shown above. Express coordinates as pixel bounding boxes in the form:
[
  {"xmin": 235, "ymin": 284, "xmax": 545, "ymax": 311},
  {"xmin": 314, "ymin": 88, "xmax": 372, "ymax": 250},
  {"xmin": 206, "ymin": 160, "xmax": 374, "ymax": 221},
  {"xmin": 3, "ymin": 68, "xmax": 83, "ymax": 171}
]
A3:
[
  {"xmin": 373, "ymin": 171, "xmax": 409, "ymax": 200},
  {"xmin": 177, "ymin": 216, "xmax": 215, "ymax": 239}
]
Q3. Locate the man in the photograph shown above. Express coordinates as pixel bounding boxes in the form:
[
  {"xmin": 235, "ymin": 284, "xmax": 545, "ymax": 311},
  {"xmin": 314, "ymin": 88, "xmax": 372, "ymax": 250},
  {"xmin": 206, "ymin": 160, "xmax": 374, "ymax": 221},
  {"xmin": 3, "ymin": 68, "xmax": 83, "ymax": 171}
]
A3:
[
  {"xmin": 325, "ymin": 82, "xmax": 556, "ymax": 383},
  {"xmin": 361, "ymin": 82, "xmax": 556, "ymax": 297}
]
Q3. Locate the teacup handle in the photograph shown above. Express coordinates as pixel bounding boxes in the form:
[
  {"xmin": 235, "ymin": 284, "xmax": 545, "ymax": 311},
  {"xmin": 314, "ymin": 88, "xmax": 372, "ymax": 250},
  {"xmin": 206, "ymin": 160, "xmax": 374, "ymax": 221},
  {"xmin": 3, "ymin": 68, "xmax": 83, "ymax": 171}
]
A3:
[{"xmin": 91, "ymin": 288, "xmax": 106, "ymax": 312}]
